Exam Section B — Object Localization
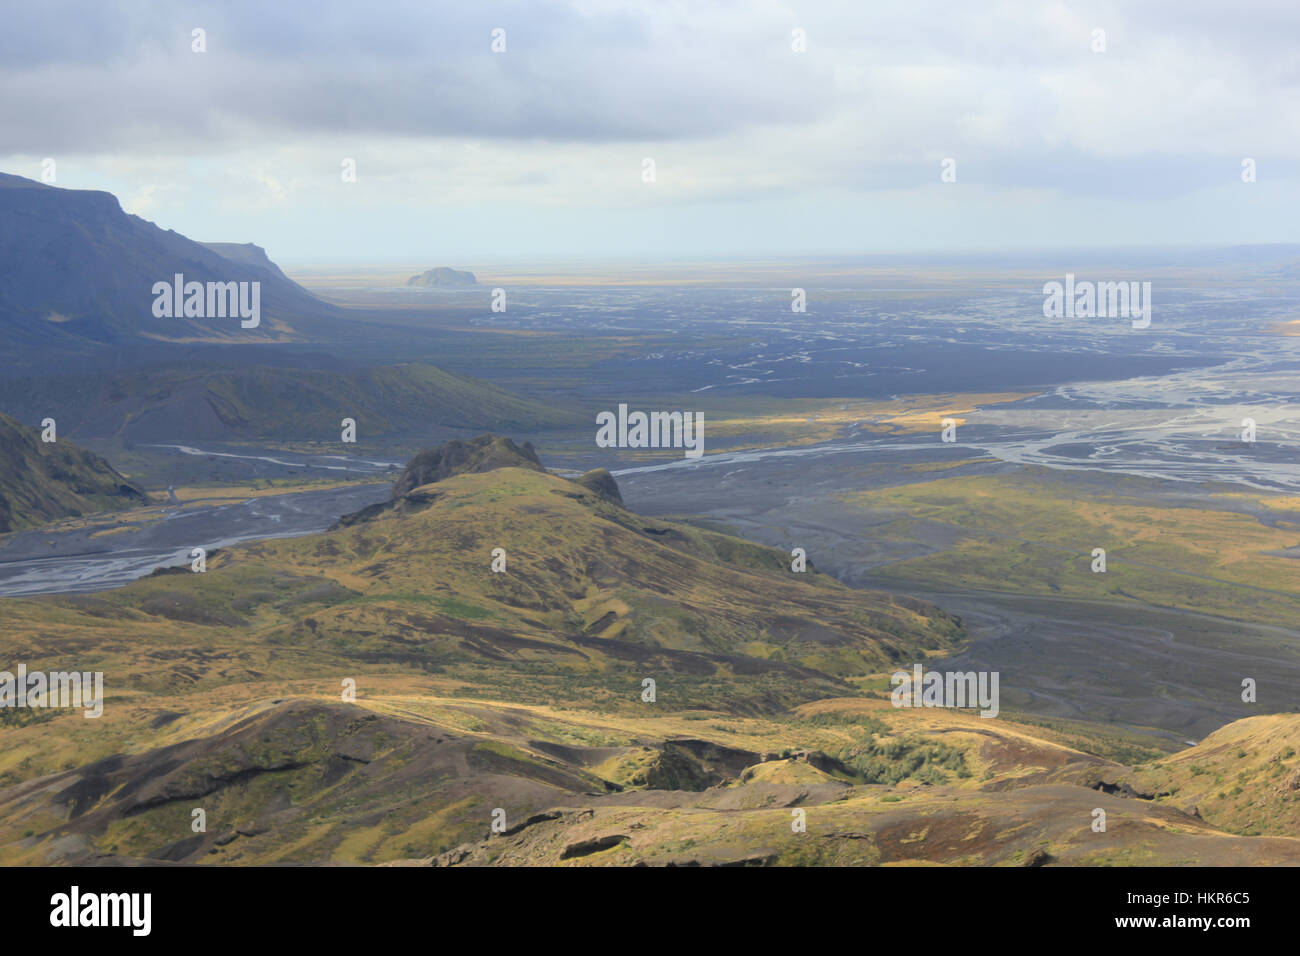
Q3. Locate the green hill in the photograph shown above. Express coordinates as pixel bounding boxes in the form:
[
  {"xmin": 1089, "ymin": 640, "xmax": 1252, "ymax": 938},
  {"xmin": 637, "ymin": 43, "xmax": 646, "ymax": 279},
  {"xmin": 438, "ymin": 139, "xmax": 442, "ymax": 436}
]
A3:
[{"xmin": 0, "ymin": 410, "xmax": 147, "ymax": 532}]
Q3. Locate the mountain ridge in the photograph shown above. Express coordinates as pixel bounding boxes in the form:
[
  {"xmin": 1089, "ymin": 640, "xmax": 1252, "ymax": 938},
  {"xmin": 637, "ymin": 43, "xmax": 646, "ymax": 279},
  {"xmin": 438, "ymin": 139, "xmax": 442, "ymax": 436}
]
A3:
[{"xmin": 0, "ymin": 172, "xmax": 340, "ymax": 348}]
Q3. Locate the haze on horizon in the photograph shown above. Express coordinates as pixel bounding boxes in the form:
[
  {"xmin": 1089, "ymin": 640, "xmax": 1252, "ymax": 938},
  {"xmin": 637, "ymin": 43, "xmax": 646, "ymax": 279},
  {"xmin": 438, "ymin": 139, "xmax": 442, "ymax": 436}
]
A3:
[{"xmin": 2, "ymin": 0, "xmax": 1297, "ymax": 264}]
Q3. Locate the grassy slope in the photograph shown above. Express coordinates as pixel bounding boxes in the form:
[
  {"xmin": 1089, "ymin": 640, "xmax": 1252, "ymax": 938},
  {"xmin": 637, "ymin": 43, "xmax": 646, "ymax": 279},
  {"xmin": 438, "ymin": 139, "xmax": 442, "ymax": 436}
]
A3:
[
  {"xmin": 2, "ymin": 685, "xmax": 1296, "ymax": 866},
  {"xmin": 0, "ymin": 411, "xmax": 148, "ymax": 532},
  {"xmin": 1126, "ymin": 715, "xmax": 1300, "ymax": 836}
]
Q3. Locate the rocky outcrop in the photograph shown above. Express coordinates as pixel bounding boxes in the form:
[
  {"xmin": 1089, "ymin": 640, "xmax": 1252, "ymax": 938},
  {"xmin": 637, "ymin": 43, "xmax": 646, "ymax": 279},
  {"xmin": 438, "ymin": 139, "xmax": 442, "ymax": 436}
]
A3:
[
  {"xmin": 391, "ymin": 435, "xmax": 544, "ymax": 497},
  {"xmin": 574, "ymin": 467, "xmax": 623, "ymax": 505}
]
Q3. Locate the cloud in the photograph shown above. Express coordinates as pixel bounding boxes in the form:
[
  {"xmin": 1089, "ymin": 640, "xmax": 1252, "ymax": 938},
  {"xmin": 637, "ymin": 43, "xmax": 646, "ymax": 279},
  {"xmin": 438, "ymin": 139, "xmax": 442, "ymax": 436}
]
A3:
[
  {"xmin": 0, "ymin": 0, "xmax": 835, "ymax": 150},
  {"xmin": 1, "ymin": 0, "xmax": 1296, "ymax": 256}
]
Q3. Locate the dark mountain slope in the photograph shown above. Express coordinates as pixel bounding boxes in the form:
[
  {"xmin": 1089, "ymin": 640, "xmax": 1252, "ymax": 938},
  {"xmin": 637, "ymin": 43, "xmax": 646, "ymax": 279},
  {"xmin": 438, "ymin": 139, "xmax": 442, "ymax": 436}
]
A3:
[
  {"xmin": 0, "ymin": 173, "xmax": 339, "ymax": 348},
  {"xmin": 0, "ymin": 364, "xmax": 579, "ymax": 442}
]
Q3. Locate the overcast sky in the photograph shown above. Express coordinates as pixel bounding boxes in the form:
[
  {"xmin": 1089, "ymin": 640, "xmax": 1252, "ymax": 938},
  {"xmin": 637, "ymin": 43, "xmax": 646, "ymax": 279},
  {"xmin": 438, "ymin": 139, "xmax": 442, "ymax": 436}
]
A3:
[{"xmin": 3, "ymin": 0, "xmax": 1298, "ymax": 263}]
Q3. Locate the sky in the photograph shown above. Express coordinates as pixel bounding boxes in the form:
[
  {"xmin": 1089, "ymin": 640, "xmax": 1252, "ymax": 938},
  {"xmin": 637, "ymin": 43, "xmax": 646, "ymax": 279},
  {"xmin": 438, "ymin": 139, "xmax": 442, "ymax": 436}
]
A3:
[{"xmin": 2, "ymin": 0, "xmax": 1298, "ymax": 264}]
